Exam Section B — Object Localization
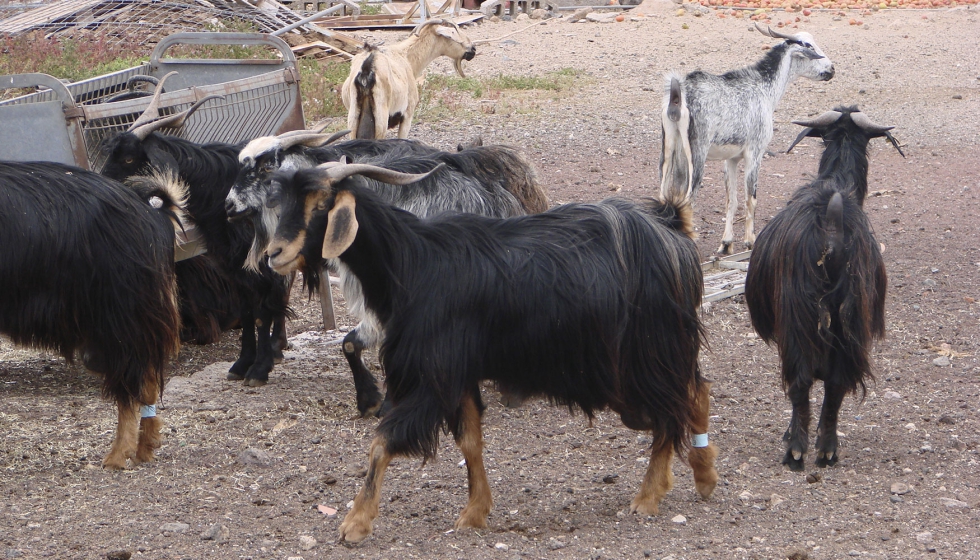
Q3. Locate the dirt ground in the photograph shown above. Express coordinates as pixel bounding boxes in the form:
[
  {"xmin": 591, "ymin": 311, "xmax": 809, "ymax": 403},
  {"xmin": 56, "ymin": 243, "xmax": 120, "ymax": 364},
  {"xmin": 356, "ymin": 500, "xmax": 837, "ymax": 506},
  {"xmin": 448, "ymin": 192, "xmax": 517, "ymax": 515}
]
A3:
[{"xmin": 2, "ymin": 5, "xmax": 980, "ymax": 559}]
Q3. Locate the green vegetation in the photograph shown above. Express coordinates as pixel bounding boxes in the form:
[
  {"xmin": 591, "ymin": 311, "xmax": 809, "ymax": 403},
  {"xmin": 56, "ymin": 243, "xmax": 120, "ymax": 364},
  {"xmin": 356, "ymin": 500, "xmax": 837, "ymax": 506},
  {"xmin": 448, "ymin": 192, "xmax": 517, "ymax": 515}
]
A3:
[
  {"xmin": 299, "ymin": 58, "xmax": 351, "ymax": 124},
  {"xmin": 0, "ymin": 35, "xmax": 148, "ymax": 83}
]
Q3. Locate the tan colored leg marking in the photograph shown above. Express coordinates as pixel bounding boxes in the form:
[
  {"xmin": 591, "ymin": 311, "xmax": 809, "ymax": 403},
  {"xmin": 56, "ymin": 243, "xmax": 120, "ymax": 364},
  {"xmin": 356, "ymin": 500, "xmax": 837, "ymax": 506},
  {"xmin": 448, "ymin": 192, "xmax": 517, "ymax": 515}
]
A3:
[
  {"xmin": 103, "ymin": 400, "xmax": 139, "ymax": 469},
  {"xmin": 340, "ymin": 436, "xmax": 392, "ymax": 543},
  {"xmin": 454, "ymin": 393, "xmax": 493, "ymax": 530},
  {"xmin": 630, "ymin": 442, "xmax": 674, "ymax": 516},
  {"xmin": 689, "ymin": 381, "xmax": 719, "ymax": 500}
]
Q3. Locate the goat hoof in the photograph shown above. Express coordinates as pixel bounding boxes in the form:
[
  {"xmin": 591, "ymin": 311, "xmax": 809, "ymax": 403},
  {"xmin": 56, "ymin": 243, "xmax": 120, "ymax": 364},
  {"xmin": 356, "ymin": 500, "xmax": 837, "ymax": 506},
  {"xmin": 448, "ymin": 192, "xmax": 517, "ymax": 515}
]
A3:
[
  {"xmin": 272, "ymin": 349, "xmax": 285, "ymax": 364},
  {"xmin": 226, "ymin": 371, "xmax": 245, "ymax": 381},
  {"xmin": 815, "ymin": 451, "xmax": 839, "ymax": 468},
  {"xmin": 714, "ymin": 243, "xmax": 733, "ymax": 256},
  {"xmin": 244, "ymin": 378, "xmax": 268, "ymax": 388},
  {"xmin": 781, "ymin": 449, "xmax": 806, "ymax": 472},
  {"xmin": 228, "ymin": 359, "xmax": 253, "ymax": 380}
]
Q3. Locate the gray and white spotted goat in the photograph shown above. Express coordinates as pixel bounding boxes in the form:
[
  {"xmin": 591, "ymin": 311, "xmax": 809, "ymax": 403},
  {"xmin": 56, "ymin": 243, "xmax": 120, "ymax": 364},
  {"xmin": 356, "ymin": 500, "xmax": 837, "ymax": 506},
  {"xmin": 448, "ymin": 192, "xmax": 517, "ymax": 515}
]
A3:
[
  {"xmin": 660, "ymin": 24, "xmax": 835, "ymax": 254},
  {"xmin": 342, "ymin": 19, "xmax": 476, "ymax": 140}
]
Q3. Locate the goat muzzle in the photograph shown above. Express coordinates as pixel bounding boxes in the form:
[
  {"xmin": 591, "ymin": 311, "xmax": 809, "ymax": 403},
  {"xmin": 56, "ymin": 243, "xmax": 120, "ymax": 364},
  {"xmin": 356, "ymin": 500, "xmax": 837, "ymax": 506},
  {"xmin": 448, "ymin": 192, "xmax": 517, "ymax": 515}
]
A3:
[
  {"xmin": 463, "ymin": 48, "xmax": 476, "ymax": 61},
  {"xmin": 820, "ymin": 67, "xmax": 835, "ymax": 81}
]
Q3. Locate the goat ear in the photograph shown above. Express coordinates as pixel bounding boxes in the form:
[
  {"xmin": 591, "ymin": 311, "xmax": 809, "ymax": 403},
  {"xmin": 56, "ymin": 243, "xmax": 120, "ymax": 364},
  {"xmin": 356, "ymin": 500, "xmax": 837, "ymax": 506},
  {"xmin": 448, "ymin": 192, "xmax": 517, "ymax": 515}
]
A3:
[{"xmin": 322, "ymin": 191, "xmax": 358, "ymax": 259}]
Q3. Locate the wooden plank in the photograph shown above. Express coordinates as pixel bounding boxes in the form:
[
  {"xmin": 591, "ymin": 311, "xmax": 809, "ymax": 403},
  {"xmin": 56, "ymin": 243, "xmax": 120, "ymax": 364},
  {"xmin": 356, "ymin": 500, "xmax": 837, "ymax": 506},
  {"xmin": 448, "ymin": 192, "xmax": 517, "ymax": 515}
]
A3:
[{"xmin": 0, "ymin": 0, "xmax": 104, "ymax": 33}]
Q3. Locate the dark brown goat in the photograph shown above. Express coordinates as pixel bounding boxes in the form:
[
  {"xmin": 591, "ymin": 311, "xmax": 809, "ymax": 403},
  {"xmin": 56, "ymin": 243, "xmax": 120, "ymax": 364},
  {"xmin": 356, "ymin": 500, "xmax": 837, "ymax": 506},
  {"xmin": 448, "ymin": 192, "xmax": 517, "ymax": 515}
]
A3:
[{"xmin": 745, "ymin": 106, "xmax": 902, "ymax": 470}]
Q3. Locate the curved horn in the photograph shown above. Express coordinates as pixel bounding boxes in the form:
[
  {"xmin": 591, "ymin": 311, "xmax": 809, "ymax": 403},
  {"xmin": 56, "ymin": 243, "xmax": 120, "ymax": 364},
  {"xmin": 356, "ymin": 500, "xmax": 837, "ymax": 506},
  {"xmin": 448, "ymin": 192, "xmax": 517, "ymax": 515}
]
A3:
[
  {"xmin": 321, "ymin": 128, "xmax": 350, "ymax": 145},
  {"xmin": 792, "ymin": 110, "xmax": 843, "ymax": 129},
  {"xmin": 849, "ymin": 111, "xmax": 894, "ymax": 134},
  {"xmin": 453, "ymin": 58, "xmax": 467, "ymax": 78},
  {"xmin": 315, "ymin": 162, "xmax": 445, "ymax": 186},
  {"xmin": 276, "ymin": 132, "xmax": 338, "ymax": 151},
  {"xmin": 412, "ymin": 18, "xmax": 445, "ymax": 36},
  {"xmin": 126, "ymin": 74, "xmax": 160, "ymax": 91},
  {"xmin": 127, "ymin": 71, "xmax": 178, "ymax": 132},
  {"xmin": 131, "ymin": 94, "xmax": 224, "ymax": 140},
  {"xmin": 755, "ymin": 23, "xmax": 796, "ymax": 41}
]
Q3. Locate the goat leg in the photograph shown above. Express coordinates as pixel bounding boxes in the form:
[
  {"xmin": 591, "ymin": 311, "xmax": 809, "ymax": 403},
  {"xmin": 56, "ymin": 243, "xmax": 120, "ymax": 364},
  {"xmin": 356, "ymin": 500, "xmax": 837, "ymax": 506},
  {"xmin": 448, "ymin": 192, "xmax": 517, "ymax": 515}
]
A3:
[
  {"xmin": 717, "ymin": 158, "xmax": 741, "ymax": 255},
  {"xmin": 244, "ymin": 310, "xmax": 276, "ymax": 387},
  {"xmin": 630, "ymin": 440, "xmax": 675, "ymax": 516},
  {"xmin": 228, "ymin": 307, "xmax": 257, "ymax": 380},
  {"xmin": 814, "ymin": 379, "xmax": 847, "ymax": 468},
  {"xmin": 782, "ymin": 375, "xmax": 813, "ymax": 471},
  {"xmin": 688, "ymin": 380, "xmax": 719, "ymax": 500},
  {"xmin": 340, "ymin": 436, "xmax": 392, "ymax": 543},
  {"xmin": 453, "ymin": 390, "xmax": 493, "ymax": 530},
  {"xmin": 103, "ymin": 399, "xmax": 140, "ymax": 469},
  {"xmin": 343, "ymin": 328, "xmax": 385, "ymax": 417}
]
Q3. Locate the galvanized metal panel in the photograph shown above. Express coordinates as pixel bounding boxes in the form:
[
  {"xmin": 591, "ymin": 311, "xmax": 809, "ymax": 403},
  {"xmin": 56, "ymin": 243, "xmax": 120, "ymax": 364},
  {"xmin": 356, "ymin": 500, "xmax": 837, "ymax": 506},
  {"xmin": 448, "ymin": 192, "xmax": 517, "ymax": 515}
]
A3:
[{"xmin": 0, "ymin": 102, "xmax": 77, "ymax": 165}]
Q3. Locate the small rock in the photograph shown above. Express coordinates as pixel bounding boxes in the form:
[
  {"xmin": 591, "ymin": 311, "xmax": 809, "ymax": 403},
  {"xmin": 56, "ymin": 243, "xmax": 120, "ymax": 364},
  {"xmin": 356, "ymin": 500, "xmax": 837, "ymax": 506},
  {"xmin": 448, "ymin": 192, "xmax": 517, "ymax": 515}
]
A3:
[
  {"xmin": 933, "ymin": 356, "xmax": 951, "ymax": 367},
  {"xmin": 671, "ymin": 514, "xmax": 687, "ymax": 525},
  {"xmin": 643, "ymin": 551, "xmax": 652, "ymax": 558},
  {"xmin": 806, "ymin": 473, "xmax": 822, "ymax": 484},
  {"xmin": 769, "ymin": 494, "xmax": 786, "ymax": 508},
  {"xmin": 548, "ymin": 538, "xmax": 566, "ymax": 550},
  {"xmin": 915, "ymin": 531, "xmax": 933, "ymax": 544},
  {"xmin": 570, "ymin": 8, "xmax": 591, "ymax": 21},
  {"xmin": 516, "ymin": 13, "xmax": 530, "ymax": 21},
  {"xmin": 530, "ymin": 8, "xmax": 548, "ymax": 19},
  {"xmin": 952, "ymin": 94, "xmax": 963, "ymax": 100},
  {"xmin": 200, "ymin": 523, "xmax": 230, "ymax": 542},
  {"xmin": 237, "ymin": 447, "xmax": 272, "ymax": 467},
  {"xmin": 321, "ymin": 474, "xmax": 337, "ymax": 485},
  {"xmin": 939, "ymin": 497, "xmax": 969, "ymax": 509},
  {"xmin": 602, "ymin": 474, "xmax": 619, "ymax": 484},
  {"xmin": 920, "ymin": 443, "xmax": 933, "ymax": 453},
  {"xmin": 495, "ymin": 542, "xmax": 510, "ymax": 551},
  {"xmin": 891, "ymin": 482, "xmax": 911, "ymax": 495},
  {"xmin": 159, "ymin": 522, "xmax": 190, "ymax": 534},
  {"xmin": 923, "ymin": 278, "xmax": 937, "ymax": 288},
  {"xmin": 848, "ymin": 550, "xmax": 861, "ymax": 557},
  {"xmin": 260, "ymin": 539, "xmax": 277, "ymax": 548},
  {"xmin": 890, "ymin": 495, "xmax": 903, "ymax": 503},
  {"xmin": 299, "ymin": 535, "xmax": 317, "ymax": 550},
  {"xmin": 739, "ymin": 491, "xmax": 754, "ymax": 501},
  {"xmin": 105, "ymin": 552, "xmax": 131, "ymax": 560}
]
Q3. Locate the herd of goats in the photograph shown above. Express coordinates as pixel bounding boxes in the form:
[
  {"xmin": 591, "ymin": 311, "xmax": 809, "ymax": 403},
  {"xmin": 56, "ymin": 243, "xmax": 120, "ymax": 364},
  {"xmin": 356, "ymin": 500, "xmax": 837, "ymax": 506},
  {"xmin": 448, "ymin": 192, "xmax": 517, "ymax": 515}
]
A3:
[{"xmin": 0, "ymin": 18, "xmax": 905, "ymax": 542}]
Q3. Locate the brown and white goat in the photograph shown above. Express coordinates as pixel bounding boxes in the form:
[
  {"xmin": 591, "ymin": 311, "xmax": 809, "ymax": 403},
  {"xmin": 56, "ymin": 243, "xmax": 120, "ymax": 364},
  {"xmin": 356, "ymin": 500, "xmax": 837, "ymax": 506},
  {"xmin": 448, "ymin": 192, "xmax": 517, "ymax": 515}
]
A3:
[{"xmin": 341, "ymin": 19, "xmax": 476, "ymax": 140}]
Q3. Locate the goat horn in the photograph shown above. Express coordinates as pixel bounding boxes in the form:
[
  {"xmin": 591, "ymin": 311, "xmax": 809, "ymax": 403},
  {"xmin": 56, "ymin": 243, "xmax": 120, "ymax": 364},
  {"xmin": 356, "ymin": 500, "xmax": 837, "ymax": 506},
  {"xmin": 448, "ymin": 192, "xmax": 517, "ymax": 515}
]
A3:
[
  {"xmin": 849, "ymin": 111, "xmax": 894, "ymax": 135},
  {"xmin": 411, "ymin": 18, "xmax": 445, "ymax": 36},
  {"xmin": 127, "ymin": 71, "xmax": 178, "ymax": 132},
  {"xmin": 792, "ymin": 110, "xmax": 843, "ymax": 129},
  {"xmin": 316, "ymin": 162, "xmax": 445, "ymax": 186},
  {"xmin": 755, "ymin": 23, "xmax": 795, "ymax": 41},
  {"xmin": 131, "ymin": 94, "xmax": 224, "ymax": 140},
  {"xmin": 276, "ymin": 132, "xmax": 343, "ymax": 151}
]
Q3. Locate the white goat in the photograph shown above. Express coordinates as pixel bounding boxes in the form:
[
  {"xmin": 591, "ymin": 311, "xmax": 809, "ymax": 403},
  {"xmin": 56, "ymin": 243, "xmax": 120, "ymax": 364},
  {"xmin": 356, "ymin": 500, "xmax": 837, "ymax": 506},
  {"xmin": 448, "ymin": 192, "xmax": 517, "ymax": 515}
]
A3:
[
  {"xmin": 660, "ymin": 24, "xmax": 835, "ymax": 255},
  {"xmin": 341, "ymin": 19, "xmax": 476, "ymax": 140}
]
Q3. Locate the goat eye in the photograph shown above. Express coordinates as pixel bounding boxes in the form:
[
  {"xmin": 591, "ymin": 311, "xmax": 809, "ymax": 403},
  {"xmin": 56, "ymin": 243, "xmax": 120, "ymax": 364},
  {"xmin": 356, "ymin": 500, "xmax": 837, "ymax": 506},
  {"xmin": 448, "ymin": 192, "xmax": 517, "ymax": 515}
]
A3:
[{"xmin": 124, "ymin": 157, "xmax": 134, "ymax": 164}]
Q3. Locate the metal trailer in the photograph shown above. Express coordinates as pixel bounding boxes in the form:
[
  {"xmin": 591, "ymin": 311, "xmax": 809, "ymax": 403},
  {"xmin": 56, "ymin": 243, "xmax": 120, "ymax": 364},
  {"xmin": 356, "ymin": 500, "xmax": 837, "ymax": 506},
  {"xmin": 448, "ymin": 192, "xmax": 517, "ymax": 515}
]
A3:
[
  {"xmin": 0, "ymin": 32, "xmax": 305, "ymax": 171},
  {"xmin": 0, "ymin": 32, "xmax": 340, "ymax": 329}
]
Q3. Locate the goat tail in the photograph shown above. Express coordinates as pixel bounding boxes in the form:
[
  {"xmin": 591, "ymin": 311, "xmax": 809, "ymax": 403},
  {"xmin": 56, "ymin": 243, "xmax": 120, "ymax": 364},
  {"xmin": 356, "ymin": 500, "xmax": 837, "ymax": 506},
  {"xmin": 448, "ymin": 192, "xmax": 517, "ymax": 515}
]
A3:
[
  {"xmin": 648, "ymin": 192, "xmax": 697, "ymax": 240},
  {"xmin": 125, "ymin": 170, "xmax": 190, "ymax": 233},
  {"xmin": 660, "ymin": 74, "xmax": 694, "ymax": 202},
  {"xmin": 354, "ymin": 53, "xmax": 378, "ymax": 140}
]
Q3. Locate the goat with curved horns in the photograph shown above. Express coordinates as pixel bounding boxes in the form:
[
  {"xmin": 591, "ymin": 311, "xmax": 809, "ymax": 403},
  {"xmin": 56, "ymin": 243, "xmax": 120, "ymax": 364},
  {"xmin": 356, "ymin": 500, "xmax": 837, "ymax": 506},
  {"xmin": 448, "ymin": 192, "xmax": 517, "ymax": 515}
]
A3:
[
  {"xmin": 101, "ymin": 72, "xmax": 292, "ymax": 387},
  {"xmin": 745, "ymin": 107, "xmax": 901, "ymax": 471},
  {"xmin": 342, "ymin": 19, "xmax": 476, "ymax": 139},
  {"xmin": 264, "ymin": 160, "xmax": 717, "ymax": 543},
  {"xmin": 660, "ymin": 24, "xmax": 835, "ymax": 255}
]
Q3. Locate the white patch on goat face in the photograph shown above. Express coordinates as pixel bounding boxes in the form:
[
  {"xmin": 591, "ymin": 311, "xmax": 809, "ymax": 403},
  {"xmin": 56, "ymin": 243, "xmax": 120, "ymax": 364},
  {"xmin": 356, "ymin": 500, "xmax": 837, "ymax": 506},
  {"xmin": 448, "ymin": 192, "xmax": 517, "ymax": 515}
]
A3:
[{"xmin": 789, "ymin": 34, "xmax": 834, "ymax": 81}]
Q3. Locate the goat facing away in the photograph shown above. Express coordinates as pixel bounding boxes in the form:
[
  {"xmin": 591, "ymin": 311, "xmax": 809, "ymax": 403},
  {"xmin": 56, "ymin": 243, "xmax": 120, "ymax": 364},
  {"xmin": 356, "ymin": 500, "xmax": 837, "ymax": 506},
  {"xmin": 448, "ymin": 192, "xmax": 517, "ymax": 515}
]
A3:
[
  {"xmin": 744, "ymin": 106, "xmax": 902, "ymax": 471},
  {"xmin": 100, "ymin": 72, "xmax": 291, "ymax": 387},
  {"xmin": 660, "ymin": 24, "xmax": 835, "ymax": 255},
  {"xmin": 342, "ymin": 19, "xmax": 476, "ymax": 139},
  {"xmin": 263, "ymin": 161, "xmax": 718, "ymax": 543},
  {"xmin": 0, "ymin": 162, "xmax": 185, "ymax": 469},
  {"xmin": 229, "ymin": 131, "xmax": 548, "ymax": 417}
]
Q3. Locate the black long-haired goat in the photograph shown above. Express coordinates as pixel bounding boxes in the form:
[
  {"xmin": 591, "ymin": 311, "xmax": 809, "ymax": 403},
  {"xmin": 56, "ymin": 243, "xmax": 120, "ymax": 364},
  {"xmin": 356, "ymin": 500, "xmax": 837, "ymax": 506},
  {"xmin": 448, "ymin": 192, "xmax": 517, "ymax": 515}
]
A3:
[
  {"xmin": 229, "ymin": 132, "xmax": 548, "ymax": 416},
  {"xmin": 0, "ymin": 162, "xmax": 184, "ymax": 469},
  {"xmin": 100, "ymin": 73, "xmax": 290, "ymax": 386},
  {"xmin": 744, "ymin": 106, "xmax": 902, "ymax": 471},
  {"xmin": 264, "ymin": 161, "xmax": 718, "ymax": 543}
]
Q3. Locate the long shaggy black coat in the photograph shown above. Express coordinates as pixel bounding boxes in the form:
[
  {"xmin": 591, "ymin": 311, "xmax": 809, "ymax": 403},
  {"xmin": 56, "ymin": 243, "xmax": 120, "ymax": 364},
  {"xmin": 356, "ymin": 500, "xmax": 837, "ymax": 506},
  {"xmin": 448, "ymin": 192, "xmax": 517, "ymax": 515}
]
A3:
[{"xmin": 0, "ymin": 161, "xmax": 180, "ymax": 405}]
